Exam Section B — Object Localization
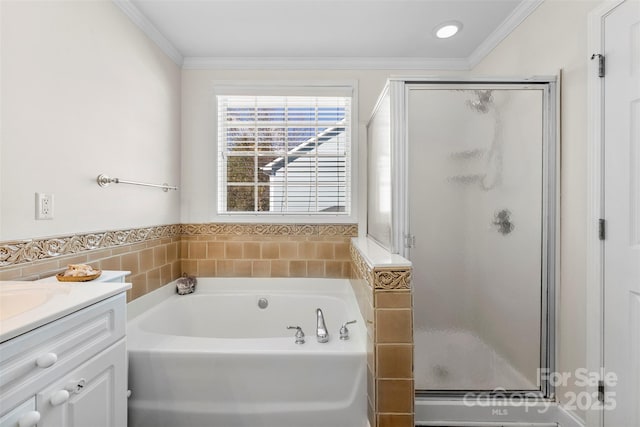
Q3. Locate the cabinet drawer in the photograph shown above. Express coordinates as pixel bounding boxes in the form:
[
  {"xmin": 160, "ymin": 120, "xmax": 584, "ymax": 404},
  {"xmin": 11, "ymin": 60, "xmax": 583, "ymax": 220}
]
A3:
[{"xmin": 0, "ymin": 294, "xmax": 125, "ymax": 412}]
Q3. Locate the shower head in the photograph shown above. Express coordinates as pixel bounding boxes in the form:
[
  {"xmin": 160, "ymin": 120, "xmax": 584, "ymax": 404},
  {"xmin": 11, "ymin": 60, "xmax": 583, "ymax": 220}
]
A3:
[{"xmin": 466, "ymin": 90, "xmax": 493, "ymax": 114}]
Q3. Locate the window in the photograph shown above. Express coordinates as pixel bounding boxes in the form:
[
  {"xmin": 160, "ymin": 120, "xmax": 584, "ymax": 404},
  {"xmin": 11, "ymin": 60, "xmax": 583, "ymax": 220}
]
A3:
[{"xmin": 217, "ymin": 90, "xmax": 352, "ymax": 215}]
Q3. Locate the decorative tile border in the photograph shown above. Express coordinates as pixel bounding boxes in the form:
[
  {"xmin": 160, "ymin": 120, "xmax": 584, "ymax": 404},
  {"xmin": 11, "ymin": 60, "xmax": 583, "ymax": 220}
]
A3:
[
  {"xmin": 350, "ymin": 244, "xmax": 411, "ymax": 290},
  {"xmin": 351, "ymin": 244, "xmax": 374, "ymax": 287},
  {"xmin": 0, "ymin": 225, "xmax": 181, "ymax": 267},
  {"xmin": 374, "ymin": 269, "xmax": 411, "ymax": 290},
  {"xmin": 182, "ymin": 223, "xmax": 358, "ymax": 237},
  {"xmin": 0, "ymin": 223, "xmax": 358, "ymax": 268}
]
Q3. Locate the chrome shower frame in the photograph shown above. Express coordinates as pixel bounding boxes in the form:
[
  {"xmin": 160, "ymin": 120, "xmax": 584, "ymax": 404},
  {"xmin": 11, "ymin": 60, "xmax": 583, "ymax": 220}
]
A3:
[{"xmin": 383, "ymin": 77, "xmax": 558, "ymax": 410}]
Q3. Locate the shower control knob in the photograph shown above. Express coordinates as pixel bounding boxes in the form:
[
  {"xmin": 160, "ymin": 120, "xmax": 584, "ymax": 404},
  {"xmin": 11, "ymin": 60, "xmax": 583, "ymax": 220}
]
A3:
[{"xmin": 339, "ymin": 320, "xmax": 357, "ymax": 340}]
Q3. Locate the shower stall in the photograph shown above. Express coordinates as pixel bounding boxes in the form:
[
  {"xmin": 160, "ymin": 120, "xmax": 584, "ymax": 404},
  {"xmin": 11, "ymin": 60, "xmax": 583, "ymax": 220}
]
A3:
[{"xmin": 367, "ymin": 78, "xmax": 558, "ymax": 424}]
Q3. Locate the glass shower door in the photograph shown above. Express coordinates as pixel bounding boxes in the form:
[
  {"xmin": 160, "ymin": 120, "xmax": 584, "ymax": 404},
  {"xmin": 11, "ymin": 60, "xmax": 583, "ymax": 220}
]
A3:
[{"xmin": 407, "ymin": 84, "xmax": 552, "ymax": 393}]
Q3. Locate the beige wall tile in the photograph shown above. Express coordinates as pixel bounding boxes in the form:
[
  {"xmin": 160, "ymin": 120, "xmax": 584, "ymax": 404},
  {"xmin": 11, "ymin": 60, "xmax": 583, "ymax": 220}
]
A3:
[
  {"xmin": 198, "ymin": 260, "xmax": 216, "ymax": 276},
  {"xmin": 289, "ymin": 261, "xmax": 307, "ymax": 277},
  {"xmin": 181, "ymin": 260, "xmax": 198, "ymax": 276},
  {"xmin": 377, "ymin": 413, "xmax": 413, "ymax": 427},
  {"xmin": 279, "ymin": 242, "xmax": 297, "ymax": 259},
  {"xmin": 146, "ymin": 268, "xmax": 162, "ymax": 291},
  {"xmin": 377, "ymin": 344, "xmax": 413, "ymax": 379},
  {"xmin": 270, "ymin": 260, "xmax": 289, "ymax": 277},
  {"xmin": 367, "ymin": 365, "xmax": 376, "ymax": 412},
  {"xmin": 0, "ymin": 268, "xmax": 23, "ymax": 281},
  {"xmin": 375, "ymin": 291, "xmax": 412, "ymax": 309},
  {"xmin": 57, "ymin": 254, "xmax": 89, "ymax": 267},
  {"xmin": 252, "ymin": 260, "xmax": 271, "ymax": 277},
  {"xmin": 225, "ymin": 242, "xmax": 243, "ymax": 259},
  {"xmin": 140, "ymin": 249, "xmax": 154, "ymax": 271},
  {"xmin": 171, "ymin": 261, "xmax": 181, "ymax": 279},
  {"xmin": 99, "ymin": 256, "xmax": 121, "ymax": 271},
  {"xmin": 189, "ymin": 242, "xmax": 207, "ymax": 259},
  {"xmin": 207, "ymin": 242, "xmax": 225, "ymax": 259},
  {"xmin": 216, "ymin": 260, "xmax": 235, "ymax": 277},
  {"xmin": 121, "ymin": 252, "xmax": 139, "ymax": 274},
  {"xmin": 335, "ymin": 242, "xmax": 351, "ymax": 260},
  {"xmin": 316, "ymin": 242, "xmax": 334, "ymax": 260},
  {"xmin": 243, "ymin": 242, "xmax": 261, "ymax": 259},
  {"xmin": 167, "ymin": 242, "xmax": 178, "ymax": 262},
  {"xmin": 298, "ymin": 241, "xmax": 316, "ymax": 259},
  {"xmin": 234, "ymin": 260, "xmax": 252, "ymax": 276},
  {"xmin": 129, "ymin": 273, "xmax": 148, "ymax": 301},
  {"xmin": 87, "ymin": 249, "xmax": 112, "ymax": 262},
  {"xmin": 154, "ymin": 246, "xmax": 167, "ymax": 267},
  {"xmin": 160, "ymin": 264, "xmax": 172, "ymax": 284},
  {"xmin": 21, "ymin": 260, "xmax": 59, "ymax": 277},
  {"xmin": 307, "ymin": 261, "xmax": 325, "ymax": 277},
  {"xmin": 368, "ymin": 399, "xmax": 376, "ymax": 427},
  {"xmin": 325, "ymin": 261, "xmax": 343, "ymax": 278},
  {"xmin": 376, "ymin": 379, "xmax": 414, "ymax": 413},
  {"xmin": 111, "ymin": 245, "xmax": 131, "ymax": 255},
  {"xmin": 375, "ymin": 309, "xmax": 413, "ymax": 344},
  {"xmin": 261, "ymin": 242, "xmax": 280, "ymax": 259}
]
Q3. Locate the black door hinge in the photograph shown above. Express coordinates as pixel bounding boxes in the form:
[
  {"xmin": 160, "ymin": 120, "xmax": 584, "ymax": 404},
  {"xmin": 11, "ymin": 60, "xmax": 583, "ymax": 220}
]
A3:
[
  {"xmin": 591, "ymin": 54, "xmax": 605, "ymax": 78},
  {"xmin": 598, "ymin": 380, "xmax": 605, "ymax": 402},
  {"xmin": 599, "ymin": 219, "xmax": 606, "ymax": 240}
]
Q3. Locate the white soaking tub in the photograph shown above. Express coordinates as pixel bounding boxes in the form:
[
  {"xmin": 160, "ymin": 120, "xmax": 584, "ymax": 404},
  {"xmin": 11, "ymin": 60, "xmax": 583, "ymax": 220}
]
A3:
[{"xmin": 127, "ymin": 278, "xmax": 367, "ymax": 427}]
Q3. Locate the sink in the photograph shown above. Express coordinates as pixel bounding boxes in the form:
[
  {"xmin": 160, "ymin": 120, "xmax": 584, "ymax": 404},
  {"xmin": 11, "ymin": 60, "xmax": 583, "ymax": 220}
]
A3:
[{"xmin": 0, "ymin": 284, "xmax": 71, "ymax": 321}]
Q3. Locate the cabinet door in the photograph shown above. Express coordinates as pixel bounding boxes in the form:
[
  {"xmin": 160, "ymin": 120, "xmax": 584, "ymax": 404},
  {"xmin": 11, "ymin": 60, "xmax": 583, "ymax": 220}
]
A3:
[
  {"xmin": 0, "ymin": 398, "xmax": 39, "ymax": 427},
  {"xmin": 37, "ymin": 340, "xmax": 126, "ymax": 427}
]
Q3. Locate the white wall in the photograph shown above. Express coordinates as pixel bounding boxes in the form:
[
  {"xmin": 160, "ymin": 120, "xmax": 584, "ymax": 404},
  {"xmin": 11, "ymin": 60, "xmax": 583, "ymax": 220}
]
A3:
[
  {"xmin": 471, "ymin": 0, "xmax": 603, "ymax": 420},
  {"xmin": 0, "ymin": 0, "xmax": 181, "ymax": 241}
]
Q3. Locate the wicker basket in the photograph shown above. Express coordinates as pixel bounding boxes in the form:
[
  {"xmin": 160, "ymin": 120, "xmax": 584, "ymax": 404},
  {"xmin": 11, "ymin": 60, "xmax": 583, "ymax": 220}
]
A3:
[{"xmin": 56, "ymin": 270, "xmax": 102, "ymax": 282}]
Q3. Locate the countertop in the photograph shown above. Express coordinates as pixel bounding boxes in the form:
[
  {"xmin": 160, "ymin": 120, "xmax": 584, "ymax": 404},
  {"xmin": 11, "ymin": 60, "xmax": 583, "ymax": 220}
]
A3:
[{"xmin": 0, "ymin": 280, "xmax": 131, "ymax": 343}]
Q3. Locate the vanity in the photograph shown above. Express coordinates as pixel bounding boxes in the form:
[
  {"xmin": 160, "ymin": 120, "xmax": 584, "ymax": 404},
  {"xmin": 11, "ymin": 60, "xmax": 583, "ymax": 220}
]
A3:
[{"xmin": 0, "ymin": 272, "xmax": 131, "ymax": 427}]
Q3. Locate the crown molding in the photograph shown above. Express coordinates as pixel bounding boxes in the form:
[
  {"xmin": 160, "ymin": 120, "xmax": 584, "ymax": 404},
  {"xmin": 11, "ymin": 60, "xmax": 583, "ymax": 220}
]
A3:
[
  {"xmin": 113, "ymin": 0, "xmax": 541, "ymax": 71},
  {"xmin": 467, "ymin": 0, "xmax": 544, "ymax": 68},
  {"xmin": 182, "ymin": 56, "xmax": 471, "ymax": 71},
  {"xmin": 112, "ymin": 0, "xmax": 184, "ymax": 66}
]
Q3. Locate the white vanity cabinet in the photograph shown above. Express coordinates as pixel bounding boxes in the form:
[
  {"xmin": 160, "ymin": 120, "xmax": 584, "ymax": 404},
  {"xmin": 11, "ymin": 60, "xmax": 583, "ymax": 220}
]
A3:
[{"xmin": 0, "ymin": 293, "xmax": 127, "ymax": 427}]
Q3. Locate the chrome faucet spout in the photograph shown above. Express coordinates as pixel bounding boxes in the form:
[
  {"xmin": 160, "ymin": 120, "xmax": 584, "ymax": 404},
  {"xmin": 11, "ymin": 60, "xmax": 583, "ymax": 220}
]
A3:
[{"xmin": 316, "ymin": 308, "xmax": 329, "ymax": 343}]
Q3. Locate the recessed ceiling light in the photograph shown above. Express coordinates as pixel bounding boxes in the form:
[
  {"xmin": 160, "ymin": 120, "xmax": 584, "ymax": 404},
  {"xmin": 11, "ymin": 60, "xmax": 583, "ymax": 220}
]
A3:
[{"xmin": 435, "ymin": 21, "xmax": 462, "ymax": 39}]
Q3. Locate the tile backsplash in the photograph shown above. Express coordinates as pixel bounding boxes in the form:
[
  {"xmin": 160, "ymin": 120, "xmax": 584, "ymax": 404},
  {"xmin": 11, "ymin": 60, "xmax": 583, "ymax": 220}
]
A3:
[{"xmin": 0, "ymin": 223, "xmax": 357, "ymax": 301}]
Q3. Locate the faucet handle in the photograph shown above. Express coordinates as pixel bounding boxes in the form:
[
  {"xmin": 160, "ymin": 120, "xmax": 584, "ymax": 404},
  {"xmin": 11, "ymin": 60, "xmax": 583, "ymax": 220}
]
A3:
[
  {"xmin": 339, "ymin": 320, "xmax": 357, "ymax": 340},
  {"xmin": 286, "ymin": 326, "xmax": 305, "ymax": 344}
]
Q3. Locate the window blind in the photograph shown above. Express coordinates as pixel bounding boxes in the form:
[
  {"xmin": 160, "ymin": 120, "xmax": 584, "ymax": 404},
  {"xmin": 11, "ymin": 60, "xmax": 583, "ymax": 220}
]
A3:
[{"xmin": 217, "ymin": 94, "xmax": 351, "ymax": 215}]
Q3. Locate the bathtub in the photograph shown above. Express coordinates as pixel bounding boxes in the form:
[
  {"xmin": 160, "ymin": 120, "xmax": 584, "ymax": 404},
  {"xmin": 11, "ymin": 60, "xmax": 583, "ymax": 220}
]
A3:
[{"xmin": 127, "ymin": 277, "xmax": 367, "ymax": 427}]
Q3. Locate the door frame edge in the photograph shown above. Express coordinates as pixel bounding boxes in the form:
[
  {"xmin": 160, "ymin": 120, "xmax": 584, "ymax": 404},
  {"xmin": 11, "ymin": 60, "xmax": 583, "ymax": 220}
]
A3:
[{"xmin": 585, "ymin": 2, "xmax": 625, "ymax": 427}]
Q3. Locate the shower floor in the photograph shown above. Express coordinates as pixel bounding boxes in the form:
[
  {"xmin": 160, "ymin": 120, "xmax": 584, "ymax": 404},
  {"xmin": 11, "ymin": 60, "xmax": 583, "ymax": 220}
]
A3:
[{"xmin": 414, "ymin": 329, "xmax": 537, "ymax": 391}]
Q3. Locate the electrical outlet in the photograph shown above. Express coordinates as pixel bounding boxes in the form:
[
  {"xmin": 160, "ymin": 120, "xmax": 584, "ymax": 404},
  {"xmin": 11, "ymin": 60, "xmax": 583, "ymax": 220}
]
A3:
[{"xmin": 35, "ymin": 193, "xmax": 54, "ymax": 220}]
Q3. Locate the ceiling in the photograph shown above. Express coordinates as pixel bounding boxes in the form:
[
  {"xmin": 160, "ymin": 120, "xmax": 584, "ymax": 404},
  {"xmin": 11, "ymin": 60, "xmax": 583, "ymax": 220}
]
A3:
[{"xmin": 116, "ymin": 0, "xmax": 543, "ymax": 69}]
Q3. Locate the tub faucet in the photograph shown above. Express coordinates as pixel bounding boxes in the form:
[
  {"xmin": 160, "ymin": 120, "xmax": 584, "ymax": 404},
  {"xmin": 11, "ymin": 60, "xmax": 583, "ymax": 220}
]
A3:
[{"xmin": 316, "ymin": 308, "xmax": 329, "ymax": 343}]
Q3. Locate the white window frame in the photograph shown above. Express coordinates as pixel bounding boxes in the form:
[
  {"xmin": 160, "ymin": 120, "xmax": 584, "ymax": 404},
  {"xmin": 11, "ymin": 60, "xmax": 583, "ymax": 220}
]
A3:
[{"xmin": 212, "ymin": 81, "xmax": 358, "ymax": 224}]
